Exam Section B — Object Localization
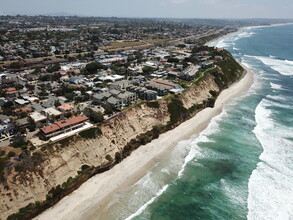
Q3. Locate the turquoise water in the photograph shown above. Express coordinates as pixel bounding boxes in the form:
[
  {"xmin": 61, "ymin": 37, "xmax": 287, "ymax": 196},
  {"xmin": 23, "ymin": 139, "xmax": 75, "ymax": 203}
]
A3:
[{"xmin": 98, "ymin": 24, "xmax": 293, "ymax": 220}]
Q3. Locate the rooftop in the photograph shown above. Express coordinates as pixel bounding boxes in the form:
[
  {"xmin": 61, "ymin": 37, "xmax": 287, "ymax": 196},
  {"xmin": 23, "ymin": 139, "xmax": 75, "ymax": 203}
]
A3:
[{"xmin": 30, "ymin": 112, "xmax": 47, "ymax": 122}]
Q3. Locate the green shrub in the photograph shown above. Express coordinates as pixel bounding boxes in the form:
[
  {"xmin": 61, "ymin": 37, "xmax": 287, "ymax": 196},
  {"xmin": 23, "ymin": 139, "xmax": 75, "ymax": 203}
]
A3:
[
  {"xmin": 209, "ymin": 90, "xmax": 218, "ymax": 97},
  {"xmin": 115, "ymin": 152, "xmax": 122, "ymax": 162},
  {"xmin": 105, "ymin": 154, "xmax": 113, "ymax": 162},
  {"xmin": 188, "ymin": 103, "xmax": 203, "ymax": 113},
  {"xmin": 206, "ymin": 98, "xmax": 216, "ymax": 108},
  {"xmin": 7, "ymin": 151, "xmax": 16, "ymax": 158},
  {"xmin": 0, "ymin": 150, "xmax": 5, "ymax": 157},
  {"xmin": 167, "ymin": 97, "xmax": 187, "ymax": 124},
  {"xmin": 146, "ymin": 101, "xmax": 160, "ymax": 108},
  {"xmin": 79, "ymin": 127, "xmax": 102, "ymax": 139},
  {"xmin": 81, "ymin": 164, "xmax": 90, "ymax": 171}
]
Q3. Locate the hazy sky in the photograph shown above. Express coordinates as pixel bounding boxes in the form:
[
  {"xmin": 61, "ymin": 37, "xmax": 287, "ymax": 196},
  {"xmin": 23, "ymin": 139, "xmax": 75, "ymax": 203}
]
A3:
[{"xmin": 1, "ymin": 0, "xmax": 293, "ymax": 19}]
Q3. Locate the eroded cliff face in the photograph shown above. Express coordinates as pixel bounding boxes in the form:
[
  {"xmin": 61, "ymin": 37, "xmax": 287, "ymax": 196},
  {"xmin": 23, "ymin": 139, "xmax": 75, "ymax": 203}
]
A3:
[
  {"xmin": 179, "ymin": 74, "xmax": 219, "ymax": 109},
  {"xmin": 0, "ymin": 73, "xmax": 222, "ymax": 219}
]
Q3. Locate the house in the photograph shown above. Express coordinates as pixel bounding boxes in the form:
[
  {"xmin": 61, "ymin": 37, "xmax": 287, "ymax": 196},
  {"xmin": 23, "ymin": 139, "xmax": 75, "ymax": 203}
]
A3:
[
  {"xmin": 0, "ymin": 114, "xmax": 12, "ymax": 137},
  {"xmin": 214, "ymin": 56, "xmax": 223, "ymax": 61},
  {"xmin": 179, "ymin": 65, "xmax": 200, "ymax": 81},
  {"xmin": 145, "ymin": 79, "xmax": 179, "ymax": 96},
  {"xmin": 39, "ymin": 115, "xmax": 88, "ymax": 140},
  {"xmin": 144, "ymin": 61, "xmax": 158, "ymax": 68},
  {"xmin": 22, "ymin": 96, "xmax": 39, "ymax": 103},
  {"xmin": 109, "ymin": 89, "xmax": 122, "ymax": 97},
  {"xmin": 93, "ymin": 92, "xmax": 112, "ymax": 104},
  {"xmin": 57, "ymin": 104, "xmax": 75, "ymax": 113},
  {"xmin": 0, "ymin": 98, "xmax": 7, "ymax": 107},
  {"xmin": 41, "ymin": 97, "xmax": 66, "ymax": 108},
  {"xmin": 201, "ymin": 61, "xmax": 214, "ymax": 69},
  {"xmin": 134, "ymin": 87, "xmax": 157, "ymax": 100},
  {"xmin": 107, "ymin": 97, "xmax": 122, "ymax": 109},
  {"xmin": 15, "ymin": 117, "xmax": 30, "ymax": 129},
  {"xmin": 5, "ymin": 88, "xmax": 18, "ymax": 98},
  {"xmin": 144, "ymin": 90, "xmax": 157, "ymax": 101},
  {"xmin": 98, "ymin": 74, "xmax": 124, "ymax": 82},
  {"xmin": 42, "ymin": 107, "xmax": 63, "ymax": 120},
  {"xmin": 117, "ymin": 91, "xmax": 137, "ymax": 104},
  {"xmin": 14, "ymin": 107, "xmax": 33, "ymax": 115},
  {"xmin": 167, "ymin": 71, "xmax": 180, "ymax": 78},
  {"xmin": 24, "ymin": 74, "xmax": 39, "ymax": 83},
  {"xmin": 109, "ymin": 80, "xmax": 133, "ymax": 90},
  {"xmin": 14, "ymin": 99, "xmax": 30, "ymax": 106},
  {"xmin": 30, "ymin": 112, "xmax": 47, "ymax": 125},
  {"xmin": 69, "ymin": 77, "xmax": 85, "ymax": 85}
]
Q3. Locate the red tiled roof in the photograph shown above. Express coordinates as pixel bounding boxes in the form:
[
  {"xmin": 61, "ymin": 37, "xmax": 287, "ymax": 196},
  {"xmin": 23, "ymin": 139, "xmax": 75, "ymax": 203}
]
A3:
[
  {"xmin": 5, "ymin": 88, "xmax": 17, "ymax": 93},
  {"xmin": 40, "ymin": 115, "xmax": 88, "ymax": 134},
  {"xmin": 58, "ymin": 104, "xmax": 74, "ymax": 111},
  {"xmin": 14, "ymin": 108, "xmax": 33, "ymax": 113},
  {"xmin": 40, "ymin": 124, "xmax": 60, "ymax": 134},
  {"xmin": 55, "ymin": 115, "xmax": 88, "ymax": 128}
]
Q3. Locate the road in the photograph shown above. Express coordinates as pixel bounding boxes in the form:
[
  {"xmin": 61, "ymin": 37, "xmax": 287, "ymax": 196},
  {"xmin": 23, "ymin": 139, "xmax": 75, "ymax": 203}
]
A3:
[{"xmin": 0, "ymin": 28, "xmax": 227, "ymax": 68}]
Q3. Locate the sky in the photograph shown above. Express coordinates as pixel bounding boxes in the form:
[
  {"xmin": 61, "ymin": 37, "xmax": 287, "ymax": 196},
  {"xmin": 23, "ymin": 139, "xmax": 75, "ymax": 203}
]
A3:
[{"xmin": 1, "ymin": 0, "xmax": 293, "ymax": 19}]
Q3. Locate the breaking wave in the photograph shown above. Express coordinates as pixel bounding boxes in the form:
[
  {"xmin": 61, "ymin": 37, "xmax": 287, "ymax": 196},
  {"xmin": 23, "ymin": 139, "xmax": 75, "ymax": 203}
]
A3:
[{"xmin": 248, "ymin": 98, "xmax": 293, "ymax": 220}]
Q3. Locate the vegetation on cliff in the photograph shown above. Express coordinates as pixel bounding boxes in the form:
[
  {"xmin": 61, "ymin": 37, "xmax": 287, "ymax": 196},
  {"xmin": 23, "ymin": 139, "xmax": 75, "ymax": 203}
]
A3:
[{"xmin": 4, "ymin": 47, "xmax": 245, "ymax": 220}]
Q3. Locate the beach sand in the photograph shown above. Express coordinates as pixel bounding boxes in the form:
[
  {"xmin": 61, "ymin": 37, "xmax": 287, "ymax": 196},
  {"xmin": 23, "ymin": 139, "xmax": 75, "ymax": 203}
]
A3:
[{"xmin": 35, "ymin": 64, "xmax": 254, "ymax": 220}]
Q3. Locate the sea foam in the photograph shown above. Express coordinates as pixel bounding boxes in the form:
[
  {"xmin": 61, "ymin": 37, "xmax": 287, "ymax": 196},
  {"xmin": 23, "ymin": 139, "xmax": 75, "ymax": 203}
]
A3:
[
  {"xmin": 252, "ymin": 56, "xmax": 293, "ymax": 76},
  {"xmin": 248, "ymin": 98, "xmax": 293, "ymax": 220}
]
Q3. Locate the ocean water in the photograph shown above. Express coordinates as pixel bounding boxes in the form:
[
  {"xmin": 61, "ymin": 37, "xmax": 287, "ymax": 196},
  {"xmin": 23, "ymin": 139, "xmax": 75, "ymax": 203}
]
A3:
[{"xmin": 97, "ymin": 24, "xmax": 293, "ymax": 220}]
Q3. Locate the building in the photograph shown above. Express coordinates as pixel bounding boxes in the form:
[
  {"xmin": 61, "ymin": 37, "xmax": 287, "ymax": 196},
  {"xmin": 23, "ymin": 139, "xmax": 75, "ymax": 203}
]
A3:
[
  {"xmin": 109, "ymin": 80, "xmax": 133, "ymax": 90},
  {"xmin": 15, "ymin": 118, "xmax": 30, "ymax": 130},
  {"xmin": 145, "ymin": 79, "xmax": 179, "ymax": 96},
  {"xmin": 0, "ymin": 114, "xmax": 12, "ymax": 137},
  {"xmin": 5, "ymin": 88, "xmax": 18, "ymax": 98},
  {"xmin": 107, "ymin": 97, "xmax": 122, "ymax": 109},
  {"xmin": 179, "ymin": 65, "xmax": 200, "ymax": 81},
  {"xmin": 39, "ymin": 115, "xmax": 88, "ymax": 140},
  {"xmin": 42, "ymin": 107, "xmax": 63, "ymax": 120},
  {"xmin": 30, "ymin": 111, "xmax": 47, "ymax": 126},
  {"xmin": 57, "ymin": 104, "xmax": 75, "ymax": 113},
  {"xmin": 144, "ymin": 90, "xmax": 157, "ymax": 101},
  {"xmin": 117, "ymin": 91, "xmax": 137, "ymax": 104},
  {"xmin": 201, "ymin": 61, "xmax": 214, "ymax": 69},
  {"xmin": 93, "ymin": 92, "xmax": 112, "ymax": 104}
]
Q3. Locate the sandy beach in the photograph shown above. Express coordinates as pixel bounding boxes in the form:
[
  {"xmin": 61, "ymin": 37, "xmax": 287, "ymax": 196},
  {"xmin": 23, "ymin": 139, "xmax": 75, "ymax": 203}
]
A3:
[{"xmin": 35, "ymin": 64, "xmax": 254, "ymax": 220}]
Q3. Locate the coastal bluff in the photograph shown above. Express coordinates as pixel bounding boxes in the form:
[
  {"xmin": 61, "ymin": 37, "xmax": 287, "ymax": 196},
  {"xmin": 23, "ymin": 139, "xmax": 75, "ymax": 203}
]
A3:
[{"xmin": 0, "ymin": 52, "xmax": 244, "ymax": 220}]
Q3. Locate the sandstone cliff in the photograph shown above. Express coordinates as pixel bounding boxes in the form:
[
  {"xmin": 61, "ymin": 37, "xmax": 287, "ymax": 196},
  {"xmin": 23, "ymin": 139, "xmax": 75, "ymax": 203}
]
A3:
[{"xmin": 0, "ymin": 57, "xmax": 243, "ymax": 219}]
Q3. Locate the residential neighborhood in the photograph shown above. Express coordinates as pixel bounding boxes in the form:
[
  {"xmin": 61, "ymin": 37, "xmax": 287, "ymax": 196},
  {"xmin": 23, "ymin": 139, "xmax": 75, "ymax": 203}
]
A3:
[{"xmin": 0, "ymin": 16, "xmax": 229, "ymax": 148}]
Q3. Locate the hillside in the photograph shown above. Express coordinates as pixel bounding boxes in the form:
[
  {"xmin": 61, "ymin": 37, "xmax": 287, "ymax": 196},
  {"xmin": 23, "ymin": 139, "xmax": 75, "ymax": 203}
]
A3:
[{"xmin": 0, "ymin": 51, "xmax": 244, "ymax": 220}]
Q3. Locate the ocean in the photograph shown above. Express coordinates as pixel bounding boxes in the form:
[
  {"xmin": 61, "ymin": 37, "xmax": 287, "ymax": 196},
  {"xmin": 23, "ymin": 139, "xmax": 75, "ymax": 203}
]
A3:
[{"xmin": 98, "ymin": 24, "xmax": 293, "ymax": 220}]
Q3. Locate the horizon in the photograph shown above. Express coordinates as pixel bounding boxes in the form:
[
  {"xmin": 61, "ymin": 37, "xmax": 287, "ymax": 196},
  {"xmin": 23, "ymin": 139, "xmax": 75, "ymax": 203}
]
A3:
[
  {"xmin": 1, "ymin": 14, "xmax": 293, "ymax": 21},
  {"xmin": 1, "ymin": 0, "xmax": 293, "ymax": 19}
]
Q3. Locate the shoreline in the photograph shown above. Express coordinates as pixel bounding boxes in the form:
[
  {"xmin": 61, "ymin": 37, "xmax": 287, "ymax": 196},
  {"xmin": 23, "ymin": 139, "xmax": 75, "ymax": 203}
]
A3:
[{"xmin": 35, "ymin": 63, "xmax": 254, "ymax": 220}]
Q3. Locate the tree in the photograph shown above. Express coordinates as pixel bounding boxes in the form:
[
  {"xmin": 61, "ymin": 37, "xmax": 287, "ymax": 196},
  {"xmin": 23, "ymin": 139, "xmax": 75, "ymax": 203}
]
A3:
[
  {"xmin": 7, "ymin": 151, "xmax": 16, "ymax": 158},
  {"xmin": 115, "ymin": 152, "xmax": 122, "ymax": 162},
  {"xmin": 54, "ymin": 100, "xmax": 61, "ymax": 107},
  {"xmin": 64, "ymin": 93, "xmax": 74, "ymax": 101},
  {"xmin": 177, "ymin": 44, "xmax": 186, "ymax": 48},
  {"xmin": 47, "ymin": 64, "xmax": 61, "ymax": 73},
  {"xmin": 167, "ymin": 57, "xmax": 180, "ymax": 63},
  {"xmin": 83, "ymin": 108, "xmax": 104, "ymax": 123},
  {"xmin": 11, "ymin": 134, "xmax": 27, "ymax": 148},
  {"xmin": 102, "ymin": 103, "xmax": 113, "ymax": 115},
  {"xmin": 142, "ymin": 66, "xmax": 153, "ymax": 75},
  {"xmin": 85, "ymin": 62, "xmax": 105, "ymax": 74},
  {"xmin": 10, "ymin": 62, "xmax": 21, "ymax": 69},
  {"xmin": 25, "ymin": 84, "xmax": 35, "ymax": 91},
  {"xmin": 28, "ymin": 117, "xmax": 36, "ymax": 132},
  {"xmin": 15, "ymin": 84, "xmax": 24, "ymax": 90}
]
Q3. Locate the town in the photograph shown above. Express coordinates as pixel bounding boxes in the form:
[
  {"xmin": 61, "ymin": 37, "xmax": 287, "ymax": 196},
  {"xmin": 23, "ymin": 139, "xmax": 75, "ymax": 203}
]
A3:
[{"xmin": 0, "ymin": 16, "xmax": 237, "ymax": 151}]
